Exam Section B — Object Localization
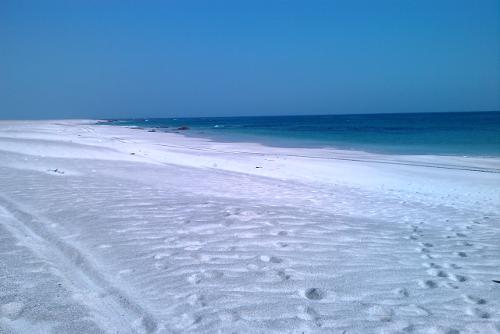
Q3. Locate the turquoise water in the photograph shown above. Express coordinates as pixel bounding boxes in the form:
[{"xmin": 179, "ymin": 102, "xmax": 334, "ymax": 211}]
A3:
[{"xmin": 104, "ymin": 112, "xmax": 500, "ymax": 156}]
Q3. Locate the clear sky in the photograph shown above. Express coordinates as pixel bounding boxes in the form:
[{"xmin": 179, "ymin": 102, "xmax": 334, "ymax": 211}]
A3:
[{"xmin": 1, "ymin": 0, "xmax": 499, "ymax": 119}]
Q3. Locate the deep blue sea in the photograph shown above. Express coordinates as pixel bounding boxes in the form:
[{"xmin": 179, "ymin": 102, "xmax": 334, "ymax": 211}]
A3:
[{"xmin": 104, "ymin": 112, "xmax": 500, "ymax": 156}]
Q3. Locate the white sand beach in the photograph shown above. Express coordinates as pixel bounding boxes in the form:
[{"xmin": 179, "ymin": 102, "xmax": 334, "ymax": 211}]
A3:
[{"xmin": 0, "ymin": 120, "xmax": 499, "ymax": 334}]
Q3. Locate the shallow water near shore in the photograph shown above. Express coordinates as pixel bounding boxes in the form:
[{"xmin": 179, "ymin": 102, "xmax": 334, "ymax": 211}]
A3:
[{"xmin": 107, "ymin": 111, "xmax": 500, "ymax": 156}]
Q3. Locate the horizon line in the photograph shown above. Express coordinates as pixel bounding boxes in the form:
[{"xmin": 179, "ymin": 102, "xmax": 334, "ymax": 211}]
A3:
[{"xmin": 2, "ymin": 109, "xmax": 500, "ymax": 122}]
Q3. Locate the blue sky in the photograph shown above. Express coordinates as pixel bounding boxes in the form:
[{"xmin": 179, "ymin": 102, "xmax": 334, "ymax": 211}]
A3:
[{"xmin": 1, "ymin": 0, "xmax": 499, "ymax": 119}]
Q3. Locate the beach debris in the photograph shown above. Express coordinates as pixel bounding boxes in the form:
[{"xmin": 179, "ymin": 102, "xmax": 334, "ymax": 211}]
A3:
[
  {"xmin": 176, "ymin": 126, "xmax": 190, "ymax": 130},
  {"xmin": 49, "ymin": 168, "xmax": 65, "ymax": 174},
  {"xmin": 255, "ymin": 166, "xmax": 263, "ymax": 169},
  {"xmin": 130, "ymin": 152, "xmax": 136, "ymax": 155},
  {"xmin": 493, "ymin": 280, "xmax": 500, "ymax": 284},
  {"xmin": 147, "ymin": 129, "xmax": 156, "ymax": 132}
]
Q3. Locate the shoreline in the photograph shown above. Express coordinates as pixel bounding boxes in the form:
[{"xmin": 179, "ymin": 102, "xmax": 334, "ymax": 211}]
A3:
[
  {"xmin": 124, "ymin": 123, "xmax": 500, "ymax": 173},
  {"xmin": 101, "ymin": 110, "xmax": 500, "ymax": 158},
  {"xmin": 124, "ymin": 123, "xmax": 500, "ymax": 160}
]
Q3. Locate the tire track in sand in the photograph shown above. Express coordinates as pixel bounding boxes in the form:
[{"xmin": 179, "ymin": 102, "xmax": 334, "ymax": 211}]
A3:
[{"xmin": 0, "ymin": 195, "xmax": 161, "ymax": 334}]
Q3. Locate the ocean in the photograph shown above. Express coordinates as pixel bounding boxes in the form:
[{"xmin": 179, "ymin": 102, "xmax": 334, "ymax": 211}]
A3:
[{"xmin": 104, "ymin": 111, "xmax": 500, "ymax": 156}]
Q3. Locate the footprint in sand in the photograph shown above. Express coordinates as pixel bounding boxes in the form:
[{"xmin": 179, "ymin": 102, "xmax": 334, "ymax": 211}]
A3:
[
  {"xmin": 455, "ymin": 251, "xmax": 468, "ymax": 258},
  {"xmin": 418, "ymin": 247, "xmax": 431, "ymax": 253},
  {"xmin": 277, "ymin": 270, "xmax": 291, "ymax": 281},
  {"xmin": 419, "ymin": 280, "xmax": 437, "ymax": 289},
  {"xmin": 449, "ymin": 274, "xmax": 467, "ymax": 282},
  {"xmin": 423, "ymin": 262, "xmax": 441, "ymax": 269},
  {"xmin": 463, "ymin": 294, "xmax": 487, "ymax": 305},
  {"xmin": 456, "ymin": 241, "xmax": 473, "ymax": 247},
  {"xmin": 393, "ymin": 287, "xmax": 409, "ymax": 297},
  {"xmin": 443, "ymin": 282, "xmax": 459, "ymax": 289},
  {"xmin": 426, "ymin": 269, "xmax": 448, "ymax": 278},
  {"xmin": 466, "ymin": 307, "xmax": 490, "ymax": 319},
  {"xmin": 259, "ymin": 255, "xmax": 282, "ymax": 264},
  {"xmin": 303, "ymin": 288, "xmax": 325, "ymax": 300}
]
